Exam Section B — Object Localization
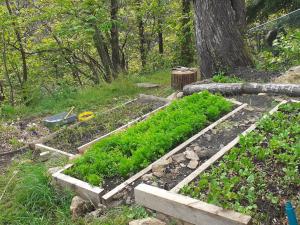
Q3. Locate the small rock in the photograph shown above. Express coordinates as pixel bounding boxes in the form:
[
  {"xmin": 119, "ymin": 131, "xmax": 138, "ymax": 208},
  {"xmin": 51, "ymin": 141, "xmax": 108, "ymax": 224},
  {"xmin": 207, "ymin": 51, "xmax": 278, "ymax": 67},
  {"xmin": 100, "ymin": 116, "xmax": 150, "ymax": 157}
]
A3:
[
  {"xmin": 219, "ymin": 144, "xmax": 224, "ymax": 149},
  {"xmin": 129, "ymin": 217, "xmax": 166, "ymax": 225},
  {"xmin": 185, "ymin": 150, "xmax": 199, "ymax": 161},
  {"xmin": 180, "ymin": 163, "xmax": 186, "ymax": 167},
  {"xmin": 39, "ymin": 151, "xmax": 51, "ymax": 162},
  {"xmin": 195, "ymin": 148, "xmax": 209, "ymax": 158},
  {"xmin": 151, "ymin": 182, "xmax": 158, "ymax": 187},
  {"xmin": 204, "ymin": 134, "xmax": 212, "ymax": 141},
  {"xmin": 177, "ymin": 92, "xmax": 184, "ymax": 98},
  {"xmin": 136, "ymin": 83, "xmax": 160, "ymax": 89},
  {"xmin": 142, "ymin": 173, "xmax": 154, "ymax": 181},
  {"xmin": 47, "ymin": 166, "xmax": 62, "ymax": 174},
  {"xmin": 258, "ymin": 93, "xmax": 267, "ymax": 96},
  {"xmin": 172, "ymin": 153, "xmax": 186, "ymax": 163},
  {"xmin": 152, "ymin": 159, "xmax": 171, "ymax": 177},
  {"xmin": 85, "ymin": 204, "xmax": 106, "ymax": 220},
  {"xmin": 187, "ymin": 160, "xmax": 198, "ymax": 169},
  {"xmin": 70, "ymin": 196, "xmax": 93, "ymax": 219},
  {"xmin": 126, "ymin": 196, "xmax": 132, "ymax": 204}
]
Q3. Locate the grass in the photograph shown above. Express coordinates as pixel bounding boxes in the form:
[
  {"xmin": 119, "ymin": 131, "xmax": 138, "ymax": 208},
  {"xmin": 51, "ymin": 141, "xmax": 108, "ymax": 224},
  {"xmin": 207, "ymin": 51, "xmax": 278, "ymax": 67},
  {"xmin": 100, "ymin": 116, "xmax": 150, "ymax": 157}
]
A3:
[
  {"xmin": 212, "ymin": 72, "xmax": 243, "ymax": 83},
  {"xmin": 0, "ymin": 154, "xmax": 151, "ymax": 225},
  {"xmin": 0, "ymin": 70, "xmax": 172, "ymax": 121}
]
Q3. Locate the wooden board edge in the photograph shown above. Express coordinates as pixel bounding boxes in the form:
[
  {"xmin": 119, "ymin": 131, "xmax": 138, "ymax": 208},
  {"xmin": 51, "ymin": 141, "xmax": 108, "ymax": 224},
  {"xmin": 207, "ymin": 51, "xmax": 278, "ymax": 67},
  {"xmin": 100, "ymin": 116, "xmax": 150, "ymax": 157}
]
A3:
[
  {"xmin": 101, "ymin": 103, "xmax": 247, "ymax": 203},
  {"xmin": 171, "ymin": 100, "xmax": 288, "ymax": 193},
  {"xmin": 35, "ymin": 143, "xmax": 74, "ymax": 158},
  {"xmin": 135, "ymin": 184, "xmax": 252, "ymax": 225},
  {"xmin": 52, "ymin": 165, "xmax": 104, "ymax": 205}
]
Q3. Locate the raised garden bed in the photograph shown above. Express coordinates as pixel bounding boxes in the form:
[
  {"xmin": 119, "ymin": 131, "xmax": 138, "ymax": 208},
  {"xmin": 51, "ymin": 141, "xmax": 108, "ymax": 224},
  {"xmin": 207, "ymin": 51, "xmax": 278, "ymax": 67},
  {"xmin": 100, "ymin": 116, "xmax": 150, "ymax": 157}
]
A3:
[
  {"xmin": 53, "ymin": 92, "xmax": 239, "ymax": 204},
  {"xmin": 43, "ymin": 97, "xmax": 167, "ymax": 154},
  {"xmin": 180, "ymin": 101, "xmax": 300, "ymax": 224},
  {"xmin": 134, "ymin": 100, "xmax": 299, "ymax": 225}
]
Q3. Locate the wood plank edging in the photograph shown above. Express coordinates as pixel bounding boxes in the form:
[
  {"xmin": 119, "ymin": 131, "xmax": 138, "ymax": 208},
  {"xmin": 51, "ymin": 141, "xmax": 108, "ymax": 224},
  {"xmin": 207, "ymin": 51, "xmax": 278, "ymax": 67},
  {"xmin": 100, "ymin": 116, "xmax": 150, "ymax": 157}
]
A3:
[
  {"xmin": 101, "ymin": 103, "xmax": 247, "ymax": 203},
  {"xmin": 52, "ymin": 164, "xmax": 104, "ymax": 205},
  {"xmin": 35, "ymin": 143, "xmax": 74, "ymax": 158},
  {"xmin": 135, "ymin": 184, "xmax": 252, "ymax": 225},
  {"xmin": 171, "ymin": 100, "xmax": 288, "ymax": 193}
]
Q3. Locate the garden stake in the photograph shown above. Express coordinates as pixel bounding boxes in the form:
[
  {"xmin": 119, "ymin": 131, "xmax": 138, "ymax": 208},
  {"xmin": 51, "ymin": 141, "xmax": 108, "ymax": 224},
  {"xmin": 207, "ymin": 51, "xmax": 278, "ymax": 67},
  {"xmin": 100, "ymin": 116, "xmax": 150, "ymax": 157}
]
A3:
[{"xmin": 285, "ymin": 201, "xmax": 298, "ymax": 225}]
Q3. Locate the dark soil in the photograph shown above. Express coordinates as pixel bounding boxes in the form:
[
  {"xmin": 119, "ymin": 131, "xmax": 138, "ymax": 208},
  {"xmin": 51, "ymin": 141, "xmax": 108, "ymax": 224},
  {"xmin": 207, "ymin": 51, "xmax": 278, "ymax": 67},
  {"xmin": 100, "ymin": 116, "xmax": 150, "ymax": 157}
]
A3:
[
  {"xmin": 229, "ymin": 67, "xmax": 281, "ymax": 83},
  {"xmin": 45, "ymin": 98, "xmax": 166, "ymax": 153}
]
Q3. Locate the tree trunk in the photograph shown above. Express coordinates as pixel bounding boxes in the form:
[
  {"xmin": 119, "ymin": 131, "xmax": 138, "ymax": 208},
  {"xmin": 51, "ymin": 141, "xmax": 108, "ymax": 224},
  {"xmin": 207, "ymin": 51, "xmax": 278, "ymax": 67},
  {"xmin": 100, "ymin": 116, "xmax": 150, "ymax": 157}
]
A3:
[
  {"xmin": 5, "ymin": 0, "xmax": 28, "ymax": 85},
  {"xmin": 93, "ymin": 26, "xmax": 114, "ymax": 83},
  {"xmin": 1, "ymin": 32, "xmax": 14, "ymax": 105},
  {"xmin": 158, "ymin": 20, "xmax": 164, "ymax": 54},
  {"xmin": 136, "ymin": 0, "xmax": 147, "ymax": 68},
  {"xmin": 193, "ymin": 0, "xmax": 252, "ymax": 79},
  {"xmin": 110, "ymin": 0, "xmax": 121, "ymax": 74},
  {"xmin": 180, "ymin": 0, "xmax": 193, "ymax": 66},
  {"xmin": 183, "ymin": 83, "xmax": 300, "ymax": 97}
]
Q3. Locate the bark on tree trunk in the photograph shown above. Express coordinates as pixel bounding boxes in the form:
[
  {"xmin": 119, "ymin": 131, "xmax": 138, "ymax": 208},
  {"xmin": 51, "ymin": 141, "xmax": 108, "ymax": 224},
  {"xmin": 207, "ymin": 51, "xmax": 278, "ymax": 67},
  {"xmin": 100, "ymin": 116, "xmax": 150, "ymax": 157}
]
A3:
[
  {"xmin": 136, "ymin": 0, "xmax": 147, "ymax": 68},
  {"xmin": 183, "ymin": 83, "xmax": 300, "ymax": 97},
  {"xmin": 193, "ymin": 0, "xmax": 252, "ymax": 79},
  {"xmin": 5, "ymin": 0, "xmax": 28, "ymax": 85},
  {"xmin": 158, "ymin": 20, "xmax": 164, "ymax": 54},
  {"xmin": 93, "ymin": 26, "xmax": 114, "ymax": 83},
  {"xmin": 110, "ymin": 0, "xmax": 121, "ymax": 74},
  {"xmin": 181, "ymin": 0, "xmax": 193, "ymax": 66},
  {"xmin": 1, "ymin": 32, "xmax": 14, "ymax": 105}
]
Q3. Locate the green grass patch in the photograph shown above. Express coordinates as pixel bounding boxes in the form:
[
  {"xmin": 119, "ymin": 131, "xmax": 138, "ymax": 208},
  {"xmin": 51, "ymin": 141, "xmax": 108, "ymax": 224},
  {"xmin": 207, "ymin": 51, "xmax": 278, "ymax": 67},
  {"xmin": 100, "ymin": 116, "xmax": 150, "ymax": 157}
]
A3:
[
  {"xmin": 181, "ymin": 102, "xmax": 300, "ymax": 224},
  {"xmin": 212, "ymin": 72, "xmax": 243, "ymax": 83},
  {"xmin": 0, "ymin": 70, "xmax": 172, "ymax": 121},
  {"xmin": 66, "ymin": 92, "xmax": 233, "ymax": 185}
]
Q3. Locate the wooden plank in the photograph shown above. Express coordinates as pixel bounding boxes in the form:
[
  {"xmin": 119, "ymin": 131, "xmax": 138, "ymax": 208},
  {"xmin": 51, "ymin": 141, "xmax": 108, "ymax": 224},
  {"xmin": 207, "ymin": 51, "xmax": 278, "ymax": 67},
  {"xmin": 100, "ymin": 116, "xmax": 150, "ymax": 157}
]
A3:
[
  {"xmin": 77, "ymin": 103, "xmax": 170, "ymax": 153},
  {"xmin": 101, "ymin": 103, "xmax": 247, "ymax": 203},
  {"xmin": 135, "ymin": 184, "xmax": 252, "ymax": 225},
  {"xmin": 35, "ymin": 143, "xmax": 74, "ymax": 158},
  {"xmin": 171, "ymin": 100, "xmax": 287, "ymax": 193},
  {"xmin": 52, "ymin": 164, "xmax": 104, "ymax": 206}
]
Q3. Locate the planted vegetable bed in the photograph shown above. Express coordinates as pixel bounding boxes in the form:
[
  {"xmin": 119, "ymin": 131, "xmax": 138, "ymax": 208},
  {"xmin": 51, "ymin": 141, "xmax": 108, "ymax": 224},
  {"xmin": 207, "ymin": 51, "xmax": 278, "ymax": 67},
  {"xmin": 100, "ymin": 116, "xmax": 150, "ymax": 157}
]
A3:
[
  {"xmin": 181, "ymin": 102, "xmax": 300, "ymax": 225},
  {"xmin": 65, "ymin": 92, "xmax": 233, "ymax": 186},
  {"xmin": 45, "ymin": 98, "xmax": 165, "ymax": 153}
]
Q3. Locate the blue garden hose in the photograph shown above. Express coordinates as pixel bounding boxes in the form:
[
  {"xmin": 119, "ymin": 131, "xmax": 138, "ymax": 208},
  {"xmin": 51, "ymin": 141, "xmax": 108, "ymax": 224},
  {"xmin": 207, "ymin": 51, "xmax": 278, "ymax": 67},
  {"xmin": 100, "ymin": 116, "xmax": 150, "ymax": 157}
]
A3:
[{"xmin": 286, "ymin": 201, "xmax": 299, "ymax": 225}]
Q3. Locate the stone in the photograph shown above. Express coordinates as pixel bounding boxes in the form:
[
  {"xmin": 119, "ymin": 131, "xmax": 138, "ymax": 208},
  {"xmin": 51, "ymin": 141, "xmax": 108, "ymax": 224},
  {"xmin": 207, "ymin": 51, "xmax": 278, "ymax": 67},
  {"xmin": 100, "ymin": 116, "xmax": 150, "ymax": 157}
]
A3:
[
  {"xmin": 85, "ymin": 204, "xmax": 106, "ymax": 220},
  {"xmin": 129, "ymin": 217, "xmax": 166, "ymax": 225},
  {"xmin": 187, "ymin": 160, "xmax": 198, "ymax": 169},
  {"xmin": 39, "ymin": 151, "xmax": 51, "ymax": 162},
  {"xmin": 274, "ymin": 65, "xmax": 300, "ymax": 84},
  {"xmin": 70, "ymin": 196, "xmax": 93, "ymax": 219},
  {"xmin": 142, "ymin": 173, "xmax": 154, "ymax": 181},
  {"xmin": 184, "ymin": 150, "xmax": 199, "ymax": 161},
  {"xmin": 47, "ymin": 166, "xmax": 61, "ymax": 174},
  {"xmin": 156, "ymin": 213, "xmax": 171, "ymax": 223},
  {"xmin": 180, "ymin": 163, "xmax": 186, "ymax": 167},
  {"xmin": 136, "ymin": 83, "xmax": 160, "ymax": 88},
  {"xmin": 172, "ymin": 153, "xmax": 186, "ymax": 163},
  {"xmin": 177, "ymin": 92, "xmax": 184, "ymax": 98},
  {"xmin": 258, "ymin": 93, "xmax": 267, "ymax": 96},
  {"xmin": 204, "ymin": 134, "xmax": 212, "ymax": 141},
  {"xmin": 152, "ymin": 159, "xmax": 171, "ymax": 177},
  {"xmin": 195, "ymin": 148, "xmax": 209, "ymax": 158}
]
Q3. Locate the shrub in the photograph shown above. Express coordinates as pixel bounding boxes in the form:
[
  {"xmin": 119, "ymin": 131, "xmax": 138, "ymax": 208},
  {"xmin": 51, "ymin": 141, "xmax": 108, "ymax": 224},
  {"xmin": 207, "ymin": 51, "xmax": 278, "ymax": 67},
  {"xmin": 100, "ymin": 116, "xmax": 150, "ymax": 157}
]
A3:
[{"xmin": 66, "ymin": 91, "xmax": 233, "ymax": 185}]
